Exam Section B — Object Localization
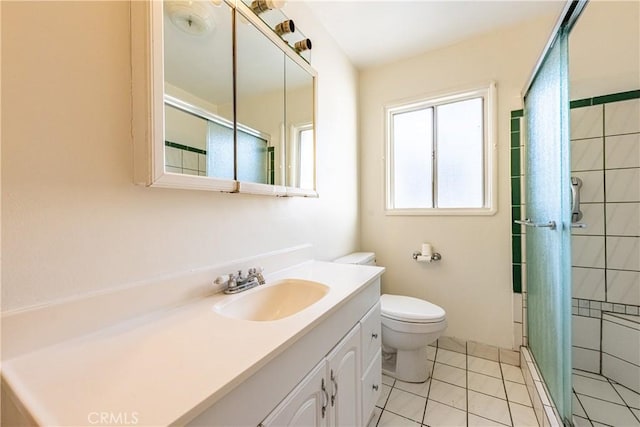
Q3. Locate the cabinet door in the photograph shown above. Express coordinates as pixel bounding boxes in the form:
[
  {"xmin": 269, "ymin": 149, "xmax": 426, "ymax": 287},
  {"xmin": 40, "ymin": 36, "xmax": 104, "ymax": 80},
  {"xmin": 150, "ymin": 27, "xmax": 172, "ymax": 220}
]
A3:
[
  {"xmin": 260, "ymin": 361, "xmax": 328, "ymax": 427},
  {"xmin": 360, "ymin": 302, "xmax": 381, "ymax": 369},
  {"xmin": 327, "ymin": 325, "xmax": 362, "ymax": 427},
  {"xmin": 362, "ymin": 350, "xmax": 382, "ymax": 425}
]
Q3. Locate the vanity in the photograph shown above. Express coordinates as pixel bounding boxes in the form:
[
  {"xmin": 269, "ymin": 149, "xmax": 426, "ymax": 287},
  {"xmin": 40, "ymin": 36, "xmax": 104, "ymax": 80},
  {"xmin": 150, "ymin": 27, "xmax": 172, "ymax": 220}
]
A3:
[
  {"xmin": 1, "ymin": 2, "xmax": 379, "ymax": 425},
  {"xmin": 1, "ymin": 254, "xmax": 384, "ymax": 426}
]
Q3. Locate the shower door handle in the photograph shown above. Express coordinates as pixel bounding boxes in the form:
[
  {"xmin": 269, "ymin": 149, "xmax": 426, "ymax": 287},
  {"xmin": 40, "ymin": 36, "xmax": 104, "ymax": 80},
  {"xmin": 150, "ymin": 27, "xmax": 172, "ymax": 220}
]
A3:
[{"xmin": 515, "ymin": 219, "xmax": 556, "ymax": 230}]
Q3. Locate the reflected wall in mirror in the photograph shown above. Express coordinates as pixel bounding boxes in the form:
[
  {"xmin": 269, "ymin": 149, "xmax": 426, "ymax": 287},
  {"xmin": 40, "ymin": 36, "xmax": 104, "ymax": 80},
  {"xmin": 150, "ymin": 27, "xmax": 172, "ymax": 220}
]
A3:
[
  {"xmin": 163, "ymin": 1, "xmax": 234, "ymax": 180},
  {"xmin": 285, "ymin": 57, "xmax": 315, "ymax": 189},
  {"xmin": 235, "ymin": 9, "xmax": 285, "ymax": 186}
]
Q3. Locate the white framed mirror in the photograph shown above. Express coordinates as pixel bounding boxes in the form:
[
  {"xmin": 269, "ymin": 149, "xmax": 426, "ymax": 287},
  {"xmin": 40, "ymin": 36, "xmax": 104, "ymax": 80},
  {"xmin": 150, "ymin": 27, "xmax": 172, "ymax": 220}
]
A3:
[{"xmin": 131, "ymin": 0, "xmax": 317, "ymax": 196}]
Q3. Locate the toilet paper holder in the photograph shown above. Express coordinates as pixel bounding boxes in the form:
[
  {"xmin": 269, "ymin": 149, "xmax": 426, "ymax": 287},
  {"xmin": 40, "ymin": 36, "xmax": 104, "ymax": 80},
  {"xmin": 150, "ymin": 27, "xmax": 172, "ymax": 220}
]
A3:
[{"xmin": 412, "ymin": 251, "xmax": 442, "ymax": 262}]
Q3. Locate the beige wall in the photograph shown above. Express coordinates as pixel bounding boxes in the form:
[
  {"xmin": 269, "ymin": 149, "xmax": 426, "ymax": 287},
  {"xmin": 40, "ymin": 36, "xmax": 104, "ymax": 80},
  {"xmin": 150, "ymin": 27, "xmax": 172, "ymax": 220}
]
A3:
[
  {"xmin": 1, "ymin": 1, "xmax": 359, "ymax": 311},
  {"xmin": 358, "ymin": 15, "xmax": 560, "ymax": 348},
  {"xmin": 569, "ymin": 1, "xmax": 640, "ymax": 100}
]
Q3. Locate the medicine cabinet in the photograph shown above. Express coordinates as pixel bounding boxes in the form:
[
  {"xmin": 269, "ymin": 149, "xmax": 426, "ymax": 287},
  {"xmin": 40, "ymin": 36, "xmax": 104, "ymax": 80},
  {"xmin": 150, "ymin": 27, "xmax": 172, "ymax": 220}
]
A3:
[{"xmin": 131, "ymin": 0, "xmax": 317, "ymax": 196}]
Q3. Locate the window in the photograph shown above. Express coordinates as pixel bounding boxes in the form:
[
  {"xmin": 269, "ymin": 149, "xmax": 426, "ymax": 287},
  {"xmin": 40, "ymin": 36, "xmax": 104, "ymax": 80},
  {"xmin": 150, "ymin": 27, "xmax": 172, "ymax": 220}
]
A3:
[
  {"xmin": 298, "ymin": 126, "xmax": 314, "ymax": 189},
  {"xmin": 385, "ymin": 83, "xmax": 496, "ymax": 215},
  {"xmin": 290, "ymin": 123, "xmax": 314, "ymax": 189}
]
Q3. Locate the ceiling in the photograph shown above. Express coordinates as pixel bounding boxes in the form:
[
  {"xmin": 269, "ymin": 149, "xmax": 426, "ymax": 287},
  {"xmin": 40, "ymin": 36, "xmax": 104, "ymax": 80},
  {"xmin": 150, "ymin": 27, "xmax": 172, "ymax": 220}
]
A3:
[{"xmin": 303, "ymin": 0, "xmax": 566, "ymax": 69}]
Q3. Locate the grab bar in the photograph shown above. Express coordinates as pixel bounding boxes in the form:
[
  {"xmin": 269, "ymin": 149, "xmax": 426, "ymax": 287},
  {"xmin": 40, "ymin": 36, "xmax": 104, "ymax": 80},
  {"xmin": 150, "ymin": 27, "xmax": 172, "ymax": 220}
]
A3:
[{"xmin": 571, "ymin": 177, "xmax": 584, "ymax": 223}]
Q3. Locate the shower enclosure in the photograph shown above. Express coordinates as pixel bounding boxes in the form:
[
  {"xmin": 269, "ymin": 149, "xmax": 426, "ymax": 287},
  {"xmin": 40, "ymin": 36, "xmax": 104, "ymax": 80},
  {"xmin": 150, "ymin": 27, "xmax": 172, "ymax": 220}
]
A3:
[{"xmin": 521, "ymin": 0, "xmax": 640, "ymax": 425}]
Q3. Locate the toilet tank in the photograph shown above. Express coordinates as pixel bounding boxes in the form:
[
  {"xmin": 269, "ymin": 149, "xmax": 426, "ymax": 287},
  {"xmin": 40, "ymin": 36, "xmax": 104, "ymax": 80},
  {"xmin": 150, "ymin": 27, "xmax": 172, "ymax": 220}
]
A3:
[{"xmin": 334, "ymin": 252, "xmax": 376, "ymax": 266}]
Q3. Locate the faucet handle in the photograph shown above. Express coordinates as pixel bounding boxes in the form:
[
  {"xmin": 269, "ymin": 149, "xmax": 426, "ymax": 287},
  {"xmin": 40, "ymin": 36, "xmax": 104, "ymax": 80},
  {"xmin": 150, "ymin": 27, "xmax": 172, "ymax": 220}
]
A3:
[
  {"xmin": 253, "ymin": 266, "xmax": 266, "ymax": 285},
  {"xmin": 215, "ymin": 273, "xmax": 239, "ymax": 289},
  {"xmin": 214, "ymin": 274, "xmax": 230, "ymax": 285}
]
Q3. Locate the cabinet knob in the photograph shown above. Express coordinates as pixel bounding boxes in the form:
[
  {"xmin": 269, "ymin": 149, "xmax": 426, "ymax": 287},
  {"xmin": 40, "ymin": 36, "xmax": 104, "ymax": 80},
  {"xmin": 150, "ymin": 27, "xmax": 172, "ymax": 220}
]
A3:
[
  {"xmin": 372, "ymin": 384, "xmax": 379, "ymax": 391},
  {"xmin": 371, "ymin": 333, "xmax": 378, "ymax": 339}
]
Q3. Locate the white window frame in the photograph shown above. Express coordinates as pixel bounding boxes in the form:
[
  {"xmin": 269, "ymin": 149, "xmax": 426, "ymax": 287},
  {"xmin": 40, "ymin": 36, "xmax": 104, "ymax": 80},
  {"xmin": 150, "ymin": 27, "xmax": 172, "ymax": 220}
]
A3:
[
  {"xmin": 385, "ymin": 82, "xmax": 497, "ymax": 216},
  {"xmin": 290, "ymin": 122, "xmax": 314, "ymax": 189}
]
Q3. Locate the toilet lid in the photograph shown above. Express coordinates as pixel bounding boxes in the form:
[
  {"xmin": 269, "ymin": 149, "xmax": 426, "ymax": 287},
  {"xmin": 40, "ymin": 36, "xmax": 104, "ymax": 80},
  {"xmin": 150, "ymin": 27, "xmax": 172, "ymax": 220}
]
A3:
[{"xmin": 380, "ymin": 294, "xmax": 446, "ymax": 323}]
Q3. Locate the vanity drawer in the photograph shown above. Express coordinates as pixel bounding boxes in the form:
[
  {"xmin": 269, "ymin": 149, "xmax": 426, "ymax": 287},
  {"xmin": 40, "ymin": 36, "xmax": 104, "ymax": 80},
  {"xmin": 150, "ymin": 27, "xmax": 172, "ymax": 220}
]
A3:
[
  {"xmin": 362, "ymin": 349, "xmax": 382, "ymax": 425},
  {"xmin": 360, "ymin": 301, "xmax": 381, "ymax": 368}
]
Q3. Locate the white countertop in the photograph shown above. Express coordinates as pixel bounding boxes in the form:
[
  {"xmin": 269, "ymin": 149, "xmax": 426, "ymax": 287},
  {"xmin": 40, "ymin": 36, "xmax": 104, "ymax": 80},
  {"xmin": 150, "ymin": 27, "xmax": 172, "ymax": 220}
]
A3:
[{"xmin": 2, "ymin": 261, "xmax": 384, "ymax": 426}]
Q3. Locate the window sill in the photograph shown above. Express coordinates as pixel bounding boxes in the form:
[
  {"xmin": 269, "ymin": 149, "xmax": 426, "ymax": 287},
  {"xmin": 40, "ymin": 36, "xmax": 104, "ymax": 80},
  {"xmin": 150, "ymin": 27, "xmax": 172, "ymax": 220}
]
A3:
[{"xmin": 385, "ymin": 207, "xmax": 497, "ymax": 216}]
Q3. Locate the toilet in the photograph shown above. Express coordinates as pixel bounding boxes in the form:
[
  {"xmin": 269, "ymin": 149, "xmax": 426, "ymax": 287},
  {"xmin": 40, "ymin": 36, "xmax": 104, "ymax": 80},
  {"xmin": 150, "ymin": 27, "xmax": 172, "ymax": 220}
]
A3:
[{"xmin": 334, "ymin": 252, "xmax": 447, "ymax": 383}]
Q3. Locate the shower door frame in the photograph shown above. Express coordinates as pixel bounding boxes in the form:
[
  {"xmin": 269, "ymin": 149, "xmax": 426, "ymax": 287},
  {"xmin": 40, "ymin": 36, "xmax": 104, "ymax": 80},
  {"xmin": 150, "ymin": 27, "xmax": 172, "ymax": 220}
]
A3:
[{"xmin": 521, "ymin": 0, "xmax": 588, "ymax": 424}]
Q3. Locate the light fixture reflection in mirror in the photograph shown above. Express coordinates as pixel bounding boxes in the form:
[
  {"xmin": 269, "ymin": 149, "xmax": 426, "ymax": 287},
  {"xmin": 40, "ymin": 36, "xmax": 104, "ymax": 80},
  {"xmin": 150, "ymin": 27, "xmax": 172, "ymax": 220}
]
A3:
[{"xmin": 165, "ymin": 0, "xmax": 224, "ymax": 36}]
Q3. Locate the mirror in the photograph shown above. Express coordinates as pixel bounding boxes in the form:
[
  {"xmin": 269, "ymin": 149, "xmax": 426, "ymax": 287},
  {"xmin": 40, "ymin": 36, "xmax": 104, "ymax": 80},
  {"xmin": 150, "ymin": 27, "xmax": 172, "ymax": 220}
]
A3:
[
  {"xmin": 163, "ymin": 1, "xmax": 234, "ymax": 180},
  {"xmin": 285, "ymin": 57, "xmax": 315, "ymax": 189},
  {"xmin": 132, "ymin": 1, "xmax": 317, "ymax": 195},
  {"xmin": 236, "ymin": 11, "xmax": 285, "ymax": 186}
]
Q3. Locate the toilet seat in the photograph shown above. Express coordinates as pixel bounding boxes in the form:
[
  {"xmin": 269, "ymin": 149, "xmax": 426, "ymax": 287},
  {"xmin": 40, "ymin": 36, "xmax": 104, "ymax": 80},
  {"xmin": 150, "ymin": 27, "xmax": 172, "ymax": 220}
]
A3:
[{"xmin": 380, "ymin": 294, "xmax": 446, "ymax": 323}]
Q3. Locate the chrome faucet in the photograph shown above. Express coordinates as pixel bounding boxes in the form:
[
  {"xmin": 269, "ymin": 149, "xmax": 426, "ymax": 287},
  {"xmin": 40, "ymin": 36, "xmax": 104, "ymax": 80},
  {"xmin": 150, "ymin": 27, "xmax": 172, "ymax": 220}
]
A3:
[{"xmin": 215, "ymin": 267, "xmax": 265, "ymax": 294}]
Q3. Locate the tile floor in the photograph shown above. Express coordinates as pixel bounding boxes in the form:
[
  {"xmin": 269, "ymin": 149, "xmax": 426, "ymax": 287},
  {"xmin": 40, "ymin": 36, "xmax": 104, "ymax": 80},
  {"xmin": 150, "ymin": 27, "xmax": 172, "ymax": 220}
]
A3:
[
  {"xmin": 573, "ymin": 369, "xmax": 640, "ymax": 426},
  {"xmin": 368, "ymin": 345, "xmax": 538, "ymax": 426}
]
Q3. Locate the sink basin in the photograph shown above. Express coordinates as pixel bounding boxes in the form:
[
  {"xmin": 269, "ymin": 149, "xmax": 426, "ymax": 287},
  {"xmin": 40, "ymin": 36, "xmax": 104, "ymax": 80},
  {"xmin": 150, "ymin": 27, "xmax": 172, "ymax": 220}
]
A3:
[{"xmin": 213, "ymin": 279, "xmax": 329, "ymax": 321}]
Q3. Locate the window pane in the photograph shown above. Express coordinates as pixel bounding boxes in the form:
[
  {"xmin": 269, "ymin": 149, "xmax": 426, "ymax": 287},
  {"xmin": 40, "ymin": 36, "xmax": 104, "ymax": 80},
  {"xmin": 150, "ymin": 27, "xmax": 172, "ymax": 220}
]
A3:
[
  {"xmin": 392, "ymin": 109, "xmax": 433, "ymax": 208},
  {"xmin": 299, "ymin": 128, "xmax": 314, "ymax": 189},
  {"xmin": 436, "ymin": 98, "xmax": 484, "ymax": 208}
]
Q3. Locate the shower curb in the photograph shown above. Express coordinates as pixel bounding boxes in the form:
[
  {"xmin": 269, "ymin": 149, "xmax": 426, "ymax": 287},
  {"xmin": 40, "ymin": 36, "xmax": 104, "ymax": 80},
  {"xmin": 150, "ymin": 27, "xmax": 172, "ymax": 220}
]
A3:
[{"xmin": 520, "ymin": 347, "xmax": 563, "ymax": 427}]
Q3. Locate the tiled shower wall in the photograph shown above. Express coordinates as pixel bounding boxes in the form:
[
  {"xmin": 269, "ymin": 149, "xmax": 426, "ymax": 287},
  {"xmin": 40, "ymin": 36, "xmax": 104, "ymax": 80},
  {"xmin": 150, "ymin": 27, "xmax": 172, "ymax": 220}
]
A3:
[
  {"xmin": 165, "ymin": 142, "xmax": 208, "ymax": 176},
  {"xmin": 569, "ymin": 94, "xmax": 640, "ymax": 393},
  {"xmin": 510, "ymin": 91, "xmax": 640, "ymax": 394}
]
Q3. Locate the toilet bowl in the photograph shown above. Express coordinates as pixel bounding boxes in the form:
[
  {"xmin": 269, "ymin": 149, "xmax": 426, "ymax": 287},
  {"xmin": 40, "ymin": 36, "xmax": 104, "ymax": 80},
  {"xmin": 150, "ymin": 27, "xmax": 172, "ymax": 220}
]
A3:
[
  {"xmin": 333, "ymin": 252, "xmax": 447, "ymax": 383},
  {"xmin": 380, "ymin": 294, "xmax": 447, "ymax": 382}
]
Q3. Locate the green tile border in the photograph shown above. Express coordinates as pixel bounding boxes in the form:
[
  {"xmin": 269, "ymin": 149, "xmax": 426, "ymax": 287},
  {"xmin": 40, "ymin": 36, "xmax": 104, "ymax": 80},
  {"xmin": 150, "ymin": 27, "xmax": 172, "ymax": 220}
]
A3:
[
  {"xmin": 511, "ymin": 117, "xmax": 521, "ymax": 132},
  {"xmin": 569, "ymin": 98, "xmax": 592, "ymax": 109},
  {"xmin": 511, "ymin": 131, "xmax": 521, "ymax": 149},
  {"xmin": 569, "ymin": 89, "xmax": 640, "ymax": 109},
  {"xmin": 510, "ymin": 148, "xmax": 521, "ymax": 177},
  {"xmin": 511, "ymin": 177, "xmax": 521, "ymax": 206},
  {"xmin": 165, "ymin": 141, "xmax": 207, "ymax": 155},
  {"xmin": 593, "ymin": 89, "xmax": 640, "ymax": 105},
  {"xmin": 512, "ymin": 235, "xmax": 522, "ymax": 264},
  {"xmin": 268, "ymin": 146, "xmax": 275, "ymax": 185},
  {"xmin": 512, "ymin": 264, "xmax": 522, "ymax": 294}
]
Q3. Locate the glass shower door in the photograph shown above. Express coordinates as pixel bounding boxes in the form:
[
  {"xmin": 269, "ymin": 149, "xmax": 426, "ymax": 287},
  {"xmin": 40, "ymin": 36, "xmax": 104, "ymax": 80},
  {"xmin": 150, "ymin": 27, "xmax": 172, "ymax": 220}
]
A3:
[{"xmin": 523, "ymin": 26, "xmax": 572, "ymax": 422}]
